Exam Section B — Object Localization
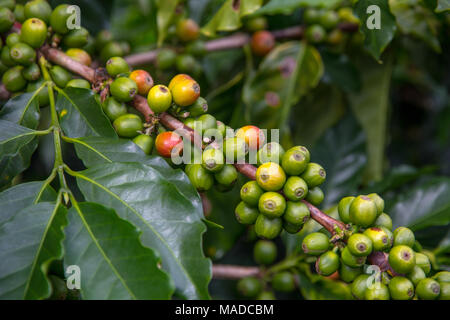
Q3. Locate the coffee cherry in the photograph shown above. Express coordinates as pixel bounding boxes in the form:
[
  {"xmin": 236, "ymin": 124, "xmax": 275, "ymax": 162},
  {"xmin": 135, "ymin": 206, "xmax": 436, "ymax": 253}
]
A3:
[
  {"xmin": 0, "ymin": 7, "xmax": 15, "ymax": 33},
  {"xmin": 244, "ymin": 16, "xmax": 268, "ymax": 32},
  {"xmin": 433, "ymin": 271, "xmax": 450, "ymax": 283},
  {"xmin": 236, "ymin": 125, "xmax": 265, "ymax": 151},
  {"xmin": 291, "ymin": 145, "xmax": 311, "ymax": 162},
  {"xmin": 305, "ymin": 187, "xmax": 324, "ymax": 206},
  {"xmin": 303, "ymin": 8, "xmax": 321, "ymax": 24},
  {"xmin": 0, "ymin": 0, "xmax": 15, "ymax": 10},
  {"xmin": 10, "ymin": 42, "xmax": 36, "ymax": 66},
  {"xmin": 66, "ymin": 48, "xmax": 92, "ymax": 66},
  {"xmin": 415, "ymin": 252, "xmax": 431, "ymax": 275},
  {"xmin": 258, "ymin": 192, "xmax": 286, "ymax": 218},
  {"xmin": 393, "ymin": 227, "xmax": 415, "ymax": 247},
  {"xmin": 349, "ymin": 195, "xmax": 377, "ymax": 227},
  {"xmin": 95, "ymin": 30, "xmax": 113, "ymax": 51},
  {"xmin": 185, "ymin": 40, "xmax": 207, "ymax": 57},
  {"xmin": 366, "ymin": 193, "xmax": 384, "ymax": 216},
  {"xmin": 24, "ymin": 0, "xmax": 51, "ymax": 23},
  {"xmin": 305, "ymin": 24, "xmax": 326, "ymax": 43},
  {"xmin": 66, "ymin": 78, "xmax": 90, "ymax": 89},
  {"xmin": 20, "ymin": 18, "xmax": 47, "ymax": 49},
  {"xmin": 351, "ymin": 274, "xmax": 370, "ymax": 299},
  {"xmin": 302, "ymin": 232, "xmax": 329, "ymax": 256},
  {"xmin": 26, "ymin": 79, "xmax": 49, "ymax": 106},
  {"xmin": 240, "ymin": 181, "xmax": 264, "ymax": 207},
  {"xmin": 363, "ymin": 227, "xmax": 390, "ymax": 251},
  {"xmin": 100, "ymin": 41, "xmax": 124, "ymax": 62},
  {"xmin": 316, "ymin": 251, "xmax": 340, "ymax": 276},
  {"xmin": 407, "ymin": 265, "xmax": 426, "ymax": 286},
  {"xmin": 22, "ymin": 63, "xmax": 41, "ymax": 81},
  {"xmin": 374, "ymin": 213, "xmax": 392, "ymax": 230},
  {"xmin": 341, "ymin": 247, "xmax": 366, "ymax": 268},
  {"xmin": 113, "ymin": 114, "xmax": 143, "ymax": 138},
  {"xmin": 185, "ymin": 97, "xmax": 208, "ymax": 117},
  {"xmin": 283, "ymin": 221, "xmax": 303, "ymax": 234},
  {"xmin": 251, "ymin": 31, "xmax": 275, "ymax": 56},
  {"xmin": 155, "ymin": 131, "xmax": 182, "ymax": 158},
  {"xmin": 257, "ymin": 142, "xmax": 285, "ymax": 165},
  {"xmin": 170, "ymin": 78, "xmax": 200, "ymax": 107},
  {"xmin": 319, "ymin": 11, "xmax": 339, "ymax": 29},
  {"xmin": 416, "ymin": 278, "xmax": 440, "ymax": 300},
  {"xmin": 237, "ymin": 277, "xmax": 262, "ymax": 298},
  {"xmin": 2, "ymin": 66, "xmax": 26, "ymax": 92},
  {"xmin": 186, "ymin": 164, "xmax": 213, "ymax": 192},
  {"xmin": 256, "ymin": 162, "xmax": 286, "ymax": 191},
  {"xmin": 284, "ymin": 201, "xmax": 310, "ymax": 225},
  {"xmin": 327, "ymin": 29, "xmax": 344, "ymax": 46},
  {"xmin": 256, "ymin": 291, "xmax": 276, "ymax": 300},
  {"xmin": 132, "ymin": 134, "xmax": 154, "ymax": 155},
  {"xmin": 281, "ymin": 148, "xmax": 309, "ymax": 176},
  {"xmin": 168, "ymin": 74, "xmax": 193, "ymax": 90},
  {"xmin": 223, "ymin": 137, "xmax": 248, "ymax": 162},
  {"xmin": 365, "ymin": 283, "xmax": 390, "ymax": 300},
  {"xmin": 380, "ymin": 226, "xmax": 394, "ymax": 247},
  {"xmin": 1, "ymin": 46, "xmax": 15, "ymax": 67},
  {"xmin": 106, "ymin": 57, "xmax": 129, "ymax": 77},
  {"xmin": 338, "ymin": 7, "xmax": 360, "ymax": 24},
  {"xmin": 197, "ymin": 114, "xmax": 217, "ymax": 135},
  {"xmin": 339, "ymin": 263, "xmax": 362, "ymax": 283},
  {"xmin": 50, "ymin": 4, "xmax": 72, "ymax": 34},
  {"xmin": 176, "ymin": 19, "xmax": 199, "ymax": 42},
  {"xmin": 253, "ymin": 240, "xmax": 277, "ymax": 265},
  {"xmin": 300, "ymin": 163, "xmax": 326, "ymax": 188},
  {"xmin": 389, "ymin": 245, "xmax": 416, "ymax": 274},
  {"xmin": 110, "ymin": 77, "xmax": 138, "ymax": 102},
  {"xmin": 347, "ymin": 233, "xmax": 373, "ymax": 257},
  {"xmin": 6, "ymin": 33, "xmax": 20, "ymax": 47},
  {"xmin": 272, "ymin": 271, "xmax": 295, "ymax": 292},
  {"xmin": 49, "ymin": 65, "xmax": 71, "ymax": 88},
  {"xmin": 254, "ymin": 214, "xmax": 282, "ymax": 240},
  {"xmin": 156, "ymin": 48, "xmax": 176, "ymax": 70},
  {"xmin": 63, "ymin": 27, "xmax": 89, "ymax": 48},
  {"xmin": 13, "ymin": 4, "xmax": 25, "ymax": 23},
  {"xmin": 388, "ymin": 276, "xmax": 414, "ymax": 300},
  {"xmin": 235, "ymin": 201, "xmax": 259, "ymax": 225},
  {"xmin": 147, "ymin": 85, "xmax": 172, "ymax": 113},
  {"xmin": 175, "ymin": 54, "xmax": 197, "ymax": 73},
  {"xmin": 283, "ymin": 176, "xmax": 308, "ymax": 201},
  {"xmin": 214, "ymin": 164, "xmax": 238, "ymax": 188},
  {"xmin": 130, "ymin": 70, "xmax": 153, "ymax": 95},
  {"xmin": 439, "ymin": 282, "xmax": 450, "ymax": 300},
  {"xmin": 202, "ymin": 148, "xmax": 224, "ymax": 173},
  {"xmin": 102, "ymin": 97, "xmax": 127, "ymax": 121},
  {"xmin": 338, "ymin": 196, "xmax": 355, "ymax": 223}
]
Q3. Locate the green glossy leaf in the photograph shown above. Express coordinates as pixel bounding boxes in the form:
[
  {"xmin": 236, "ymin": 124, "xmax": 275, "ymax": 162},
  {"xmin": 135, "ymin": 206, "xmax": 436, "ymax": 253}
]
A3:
[
  {"xmin": 65, "ymin": 202, "xmax": 174, "ymax": 299},
  {"xmin": 322, "ymin": 51, "xmax": 361, "ymax": 93},
  {"xmin": 348, "ymin": 52, "xmax": 393, "ymax": 182},
  {"xmin": 55, "ymin": 87, "xmax": 117, "ymax": 139},
  {"xmin": 0, "ymin": 202, "xmax": 67, "ymax": 300},
  {"xmin": 0, "ymin": 120, "xmax": 39, "ymax": 189},
  {"xmin": 387, "ymin": 178, "xmax": 450, "ymax": 230},
  {"xmin": 73, "ymin": 162, "xmax": 211, "ymax": 299},
  {"xmin": 436, "ymin": 0, "xmax": 450, "ymax": 12},
  {"xmin": 389, "ymin": 0, "xmax": 441, "ymax": 53},
  {"xmin": 354, "ymin": 0, "xmax": 397, "ymax": 61},
  {"xmin": 0, "ymin": 91, "xmax": 41, "ymax": 129},
  {"xmin": 435, "ymin": 230, "xmax": 450, "ymax": 255},
  {"xmin": 156, "ymin": 0, "xmax": 180, "ymax": 46},
  {"xmin": 201, "ymin": 0, "xmax": 263, "ymax": 37},
  {"xmin": 0, "ymin": 181, "xmax": 57, "ymax": 225},
  {"xmin": 311, "ymin": 115, "xmax": 367, "ymax": 209},
  {"xmin": 254, "ymin": 0, "xmax": 343, "ymax": 15}
]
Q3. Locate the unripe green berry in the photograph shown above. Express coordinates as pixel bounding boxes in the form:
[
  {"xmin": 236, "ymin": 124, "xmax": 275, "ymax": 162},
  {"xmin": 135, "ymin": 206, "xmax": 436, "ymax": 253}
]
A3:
[
  {"xmin": 197, "ymin": 114, "xmax": 217, "ymax": 134},
  {"xmin": 351, "ymin": 274, "xmax": 370, "ymax": 300},
  {"xmin": 374, "ymin": 213, "xmax": 392, "ymax": 230},
  {"xmin": 338, "ymin": 196, "xmax": 355, "ymax": 223},
  {"xmin": 366, "ymin": 193, "xmax": 384, "ymax": 216},
  {"xmin": 10, "ymin": 42, "xmax": 36, "ymax": 66},
  {"xmin": 214, "ymin": 164, "xmax": 238, "ymax": 188},
  {"xmin": 186, "ymin": 164, "xmax": 214, "ymax": 192},
  {"xmin": 416, "ymin": 278, "xmax": 440, "ymax": 300},
  {"xmin": 272, "ymin": 272, "xmax": 295, "ymax": 292},
  {"xmin": 305, "ymin": 24, "xmax": 326, "ymax": 43},
  {"xmin": 223, "ymin": 137, "xmax": 248, "ymax": 162},
  {"xmin": 156, "ymin": 48, "xmax": 176, "ymax": 70},
  {"xmin": 202, "ymin": 148, "xmax": 224, "ymax": 173},
  {"xmin": 300, "ymin": 162, "xmax": 326, "ymax": 188},
  {"xmin": 49, "ymin": 65, "xmax": 72, "ymax": 88},
  {"xmin": 415, "ymin": 252, "xmax": 431, "ymax": 275},
  {"xmin": 258, "ymin": 192, "xmax": 286, "ymax": 218},
  {"xmin": 256, "ymin": 290, "xmax": 276, "ymax": 300},
  {"xmin": 389, "ymin": 245, "xmax": 416, "ymax": 274},
  {"xmin": 347, "ymin": 233, "xmax": 373, "ymax": 257},
  {"xmin": 388, "ymin": 276, "xmax": 414, "ymax": 300},
  {"xmin": 26, "ymin": 79, "xmax": 49, "ymax": 106},
  {"xmin": 14, "ymin": 5, "xmax": 25, "ymax": 23},
  {"xmin": 304, "ymin": 187, "xmax": 324, "ymax": 206},
  {"xmin": 186, "ymin": 97, "xmax": 208, "ymax": 117},
  {"xmin": 433, "ymin": 271, "xmax": 450, "ymax": 283},
  {"xmin": 22, "ymin": 63, "xmax": 41, "ymax": 81},
  {"xmin": 132, "ymin": 134, "xmax": 154, "ymax": 155},
  {"xmin": 302, "ymin": 232, "xmax": 329, "ymax": 256},
  {"xmin": 50, "ymin": 4, "xmax": 72, "ymax": 34},
  {"xmin": 66, "ymin": 79, "xmax": 91, "ymax": 89},
  {"xmin": 110, "ymin": 77, "xmax": 138, "ymax": 102},
  {"xmin": 254, "ymin": 214, "xmax": 282, "ymax": 240},
  {"xmin": 283, "ymin": 176, "xmax": 308, "ymax": 201},
  {"xmin": 365, "ymin": 283, "xmax": 390, "ymax": 300},
  {"xmin": 237, "ymin": 277, "xmax": 262, "ymax": 298},
  {"xmin": 235, "ymin": 201, "xmax": 259, "ymax": 225},
  {"xmin": 339, "ymin": 263, "xmax": 362, "ymax": 283},
  {"xmin": 6, "ymin": 33, "xmax": 20, "ymax": 47},
  {"xmin": 2, "ymin": 66, "xmax": 26, "ymax": 92},
  {"xmin": 316, "ymin": 250, "xmax": 340, "ymax": 276},
  {"xmin": 62, "ymin": 27, "xmax": 89, "ymax": 48},
  {"xmin": 257, "ymin": 142, "xmax": 285, "ymax": 165},
  {"xmin": 407, "ymin": 265, "xmax": 426, "ymax": 286},
  {"xmin": 349, "ymin": 195, "xmax": 377, "ymax": 227},
  {"xmin": 106, "ymin": 57, "xmax": 130, "ymax": 77},
  {"xmin": 20, "ymin": 17, "xmax": 48, "ymax": 49},
  {"xmin": 393, "ymin": 226, "xmax": 415, "ymax": 247},
  {"xmin": 281, "ymin": 148, "xmax": 309, "ymax": 175},
  {"xmin": 24, "ymin": 0, "xmax": 52, "ymax": 23},
  {"xmin": 284, "ymin": 201, "xmax": 310, "ymax": 225},
  {"xmin": 363, "ymin": 227, "xmax": 390, "ymax": 251},
  {"xmin": 438, "ymin": 282, "xmax": 450, "ymax": 300},
  {"xmin": 102, "ymin": 97, "xmax": 127, "ymax": 121},
  {"xmin": 253, "ymin": 240, "xmax": 277, "ymax": 265},
  {"xmin": 0, "ymin": 7, "xmax": 15, "ymax": 33},
  {"xmin": 341, "ymin": 247, "xmax": 366, "ymax": 268},
  {"xmin": 240, "ymin": 181, "xmax": 264, "ymax": 207},
  {"xmin": 283, "ymin": 221, "xmax": 303, "ymax": 234}
]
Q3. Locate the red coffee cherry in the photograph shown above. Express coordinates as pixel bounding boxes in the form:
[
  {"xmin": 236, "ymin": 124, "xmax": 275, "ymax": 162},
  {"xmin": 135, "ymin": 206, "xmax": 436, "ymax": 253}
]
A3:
[
  {"xmin": 155, "ymin": 131, "xmax": 183, "ymax": 158},
  {"xmin": 251, "ymin": 31, "xmax": 275, "ymax": 56}
]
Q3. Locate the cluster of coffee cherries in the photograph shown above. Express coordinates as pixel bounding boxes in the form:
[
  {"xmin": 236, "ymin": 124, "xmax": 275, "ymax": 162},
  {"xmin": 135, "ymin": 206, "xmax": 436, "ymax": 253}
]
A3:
[
  {"xmin": 237, "ymin": 240, "xmax": 297, "ymax": 300},
  {"xmin": 302, "ymin": 193, "xmax": 449, "ymax": 300},
  {"xmin": 236, "ymin": 143, "xmax": 326, "ymax": 239}
]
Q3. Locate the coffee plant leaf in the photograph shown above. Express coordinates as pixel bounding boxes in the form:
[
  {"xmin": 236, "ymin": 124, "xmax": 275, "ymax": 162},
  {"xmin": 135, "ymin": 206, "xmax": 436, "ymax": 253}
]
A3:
[
  {"xmin": 0, "ymin": 91, "xmax": 41, "ymax": 129},
  {"xmin": 436, "ymin": 0, "xmax": 450, "ymax": 12},
  {"xmin": 321, "ymin": 51, "xmax": 362, "ymax": 93},
  {"xmin": 254, "ymin": 0, "xmax": 343, "ymax": 15},
  {"xmin": 156, "ymin": 0, "xmax": 181, "ymax": 46}
]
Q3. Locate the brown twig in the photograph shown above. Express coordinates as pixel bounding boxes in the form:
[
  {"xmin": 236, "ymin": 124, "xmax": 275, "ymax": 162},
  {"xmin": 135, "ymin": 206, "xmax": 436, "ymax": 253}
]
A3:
[{"xmin": 212, "ymin": 264, "xmax": 261, "ymax": 280}]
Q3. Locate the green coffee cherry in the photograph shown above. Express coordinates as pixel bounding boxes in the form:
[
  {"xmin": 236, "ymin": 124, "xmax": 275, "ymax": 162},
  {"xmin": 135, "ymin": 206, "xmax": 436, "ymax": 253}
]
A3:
[
  {"xmin": 49, "ymin": 65, "xmax": 72, "ymax": 88},
  {"xmin": 281, "ymin": 148, "xmax": 309, "ymax": 175},
  {"xmin": 339, "ymin": 263, "xmax": 362, "ymax": 283},
  {"xmin": 302, "ymin": 232, "xmax": 329, "ymax": 256},
  {"xmin": 300, "ymin": 163, "xmax": 326, "ymax": 188},
  {"xmin": 291, "ymin": 145, "xmax": 311, "ymax": 162},
  {"xmin": 408, "ymin": 265, "xmax": 426, "ymax": 286},
  {"xmin": 283, "ymin": 176, "xmax": 308, "ymax": 201},
  {"xmin": 217, "ymin": 121, "xmax": 226, "ymax": 137},
  {"xmin": 10, "ymin": 42, "xmax": 36, "ymax": 66},
  {"xmin": 366, "ymin": 193, "xmax": 384, "ymax": 216},
  {"xmin": 20, "ymin": 18, "xmax": 48, "ymax": 48},
  {"xmin": 438, "ymin": 282, "xmax": 450, "ymax": 300},
  {"xmin": 316, "ymin": 251, "xmax": 340, "ymax": 276},
  {"xmin": 244, "ymin": 16, "xmax": 268, "ymax": 32},
  {"xmin": 6, "ymin": 33, "xmax": 20, "ymax": 47},
  {"xmin": 100, "ymin": 41, "xmax": 124, "ymax": 62},
  {"xmin": 202, "ymin": 148, "xmax": 224, "ymax": 173},
  {"xmin": 380, "ymin": 226, "xmax": 394, "ymax": 248},
  {"xmin": 305, "ymin": 24, "xmax": 326, "ymax": 43},
  {"xmin": 389, "ymin": 245, "xmax": 416, "ymax": 274},
  {"xmin": 63, "ymin": 27, "xmax": 89, "ymax": 48},
  {"xmin": 253, "ymin": 240, "xmax": 277, "ymax": 265},
  {"xmin": 303, "ymin": 9, "xmax": 321, "ymax": 24},
  {"xmin": 351, "ymin": 274, "xmax": 370, "ymax": 300},
  {"xmin": 284, "ymin": 201, "xmax": 310, "ymax": 225},
  {"xmin": 257, "ymin": 142, "xmax": 285, "ymax": 165},
  {"xmin": 66, "ymin": 79, "xmax": 91, "ymax": 89},
  {"xmin": 254, "ymin": 214, "xmax": 282, "ymax": 240},
  {"xmin": 132, "ymin": 134, "xmax": 154, "ymax": 155},
  {"xmin": 26, "ymin": 79, "xmax": 49, "ymax": 106},
  {"xmin": 0, "ymin": 0, "xmax": 15, "ymax": 10},
  {"xmin": 113, "ymin": 113, "xmax": 143, "ymax": 138},
  {"xmin": 24, "ymin": 0, "xmax": 52, "ymax": 23},
  {"xmin": 50, "ymin": 4, "xmax": 72, "ymax": 34},
  {"xmin": 319, "ymin": 11, "xmax": 339, "ymax": 29},
  {"xmin": 393, "ymin": 227, "xmax": 415, "ymax": 247},
  {"xmin": 365, "ymin": 283, "xmax": 390, "ymax": 300},
  {"xmin": 338, "ymin": 196, "xmax": 355, "ymax": 223},
  {"xmin": 156, "ymin": 48, "xmax": 176, "ymax": 70},
  {"xmin": 347, "ymin": 233, "xmax": 373, "ymax": 257},
  {"xmin": 186, "ymin": 97, "xmax": 208, "ymax": 117},
  {"xmin": 349, "ymin": 195, "xmax": 377, "ymax": 227},
  {"xmin": 186, "ymin": 40, "xmax": 207, "ymax": 57},
  {"xmin": 22, "ymin": 63, "xmax": 40, "ymax": 81},
  {"xmin": 214, "ymin": 164, "xmax": 238, "ymax": 188},
  {"xmin": 147, "ymin": 85, "xmax": 172, "ymax": 113},
  {"xmin": 374, "ymin": 213, "xmax": 392, "ymax": 230},
  {"xmin": 272, "ymin": 272, "xmax": 295, "ymax": 292},
  {"xmin": 175, "ymin": 54, "xmax": 196, "ymax": 73},
  {"xmin": 0, "ymin": 7, "xmax": 15, "ymax": 33},
  {"xmin": 102, "ymin": 97, "xmax": 127, "ymax": 121},
  {"xmin": 0, "ymin": 60, "xmax": 8, "ymax": 75},
  {"xmin": 433, "ymin": 271, "xmax": 450, "ymax": 283},
  {"xmin": 235, "ymin": 201, "xmax": 259, "ymax": 225},
  {"xmin": 388, "ymin": 276, "xmax": 414, "ymax": 300},
  {"xmin": 106, "ymin": 57, "xmax": 130, "ymax": 77},
  {"xmin": 197, "ymin": 114, "xmax": 217, "ymax": 134},
  {"xmin": 237, "ymin": 277, "xmax": 262, "ymax": 298},
  {"xmin": 283, "ymin": 221, "xmax": 303, "ymax": 234},
  {"xmin": 1, "ymin": 46, "xmax": 15, "ymax": 67},
  {"xmin": 110, "ymin": 77, "xmax": 138, "ymax": 102},
  {"xmin": 416, "ymin": 278, "xmax": 440, "ymax": 300},
  {"xmin": 363, "ymin": 227, "xmax": 390, "ymax": 251},
  {"xmin": 95, "ymin": 30, "xmax": 113, "ymax": 51},
  {"xmin": 240, "ymin": 181, "xmax": 264, "ymax": 207},
  {"xmin": 341, "ymin": 247, "xmax": 366, "ymax": 268},
  {"xmin": 223, "ymin": 137, "xmax": 248, "ymax": 161},
  {"xmin": 13, "ymin": 4, "xmax": 25, "ymax": 23},
  {"xmin": 256, "ymin": 291, "xmax": 276, "ymax": 300},
  {"xmin": 2, "ymin": 66, "xmax": 26, "ymax": 92},
  {"xmin": 305, "ymin": 187, "xmax": 324, "ymax": 206},
  {"xmin": 415, "ymin": 252, "xmax": 431, "ymax": 275},
  {"xmin": 186, "ymin": 164, "xmax": 214, "ymax": 192},
  {"xmin": 258, "ymin": 192, "xmax": 286, "ymax": 218}
]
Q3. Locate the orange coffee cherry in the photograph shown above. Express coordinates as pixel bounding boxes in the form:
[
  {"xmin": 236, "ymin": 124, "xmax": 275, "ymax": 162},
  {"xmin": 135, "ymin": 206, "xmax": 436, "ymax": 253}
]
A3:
[
  {"xmin": 155, "ymin": 131, "xmax": 183, "ymax": 158},
  {"xmin": 130, "ymin": 69, "xmax": 154, "ymax": 95},
  {"xmin": 250, "ymin": 31, "xmax": 275, "ymax": 56}
]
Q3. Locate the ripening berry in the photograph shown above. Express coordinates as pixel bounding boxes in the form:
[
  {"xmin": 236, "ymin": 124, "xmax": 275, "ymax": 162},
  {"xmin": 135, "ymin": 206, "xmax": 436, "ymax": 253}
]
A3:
[
  {"xmin": 176, "ymin": 19, "xmax": 200, "ymax": 42},
  {"xmin": 147, "ymin": 85, "xmax": 172, "ymax": 113},
  {"xmin": 251, "ymin": 30, "xmax": 275, "ymax": 56},
  {"xmin": 130, "ymin": 69, "xmax": 154, "ymax": 95},
  {"xmin": 170, "ymin": 78, "xmax": 200, "ymax": 107},
  {"xmin": 155, "ymin": 131, "xmax": 183, "ymax": 158},
  {"xmin": 236, "ymin": 125, "xmax": 265, "ymax": 151},
  {"xmin": 66, "ymin": 48, "xmax": 92, "ymax": 66}
]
